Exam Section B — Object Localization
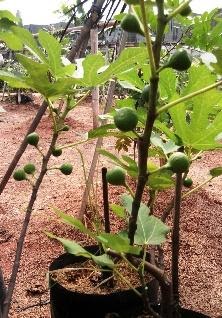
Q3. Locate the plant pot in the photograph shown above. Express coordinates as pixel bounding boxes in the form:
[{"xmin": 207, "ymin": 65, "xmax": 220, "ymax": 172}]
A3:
[
  {"xmin": 49, "ymin": 245, "xmax": 158, "ymax": 318},
  {"xmin": 49, "ymin": 245, "xmax": 210, "ymax": 318}
]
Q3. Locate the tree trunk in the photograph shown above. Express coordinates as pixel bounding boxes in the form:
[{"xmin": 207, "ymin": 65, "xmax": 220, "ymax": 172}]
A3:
[{"xmin": 67, "ymin": 0, "xmax": 106, "ymax": 61}]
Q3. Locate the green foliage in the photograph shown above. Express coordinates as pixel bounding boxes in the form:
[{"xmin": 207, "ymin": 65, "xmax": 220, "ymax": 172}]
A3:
[
  {"xmin": 53, "ymin": 208, "xmax": 95, "ymax": 238},
  {"xmin": 184, "ymin": 9, "xmax": 222, "ymax": 51},
  {"xmin": 110, "ymin": 204, "xmax": 126, "ymax": 219},
  {"xmin": 148, "ymin": 169, "xmax": 174, "ymax": 190},
  {"xmin": 97, "ymin": 233, "xmax": 141, "ymax": 255},
  {"xmin": 169, "ymin": 66, "xmax": 222, "ymax": 150},
  {"xmin": 209, "ymin": 167, "xmax": 222, "ymax": 177},
  {"xmin": 121, "ymin": 195, "xmax": 170, "ymax": 245}
]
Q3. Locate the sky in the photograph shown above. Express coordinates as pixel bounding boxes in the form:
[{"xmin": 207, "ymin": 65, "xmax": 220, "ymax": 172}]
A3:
[{"xmin": 0, "ymin": 0, "xmax": 222, "ymax": 25}]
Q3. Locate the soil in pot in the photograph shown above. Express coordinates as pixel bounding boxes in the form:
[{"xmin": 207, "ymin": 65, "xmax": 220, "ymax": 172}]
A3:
[
  {"xmin": 49, "ymin": 245, "xmax": 157, "ymax": 318},
  {"xmin": 49, "ymin": 245, "xmax": 210, "ymax": 318}
]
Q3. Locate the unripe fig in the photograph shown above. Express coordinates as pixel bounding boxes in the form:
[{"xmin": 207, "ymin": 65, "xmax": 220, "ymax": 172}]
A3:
[
  {"xmin": 183, "ymin": 177, "xmax": 193, "ymax": 187},
  {"xmin": 168, "ymin": 152, "xmax": 190, "ymax": 173},
  {"xmin": 120, "ymin": 14, "xmax": 144, "ymax": 36},
  {"xmin": 60, "ymin": 163, "xmax": 73, "ymax": 175},
  {"xmin": 13, "ymin": 169, "xmax": 26, "ymax": 181},
  {"xmin": 52, "ymin": 148, "xmax": 62, "ymax": 157},
  {"xmin": 114, "ymin": 107, "xmax": 138, "ymax": 132},
  {"xmin": 106, "ymin": 167, "xmax": 126, "ymax": 186},
  {"xmin": 141, "ymin": 85, "xmax": 160, "ymax": 105},
  {"xmin": 23, "ymin": 163, "xmax": 36, "ymax": 174},
  {"xmin": 62, "ymin": 125, "xmax": 70, "ymax": 131},
  {"xmin": 180, "ymin": 5, "xmax": 192, "ymax": 17},
  {"xmin": 27, "ymin": 132, "xmax": 39, "ymax": 146},
  {"xmin": 165, "ymin": 50, "xmax": 192, "ymax": 71}
]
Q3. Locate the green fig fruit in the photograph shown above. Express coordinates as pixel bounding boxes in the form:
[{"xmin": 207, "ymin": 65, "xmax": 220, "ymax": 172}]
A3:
[
  {"xmin": 106, "ymin": 167, "xmax": 126, "ymax": 186},
  {"xmin": 180, "ymin": 5, "xmax": 192, "ymax": 17},
  {"xmin": 165, "ymin": 50, "xmax": 192, "ymax": 71},
  {"xmin": 13, "ymin": 169, "xmax": 26, "ymax": 181},
  {"xmin": 27, "ymin": 132, "xmax": 39, "ymax": 146},
  {"xmin": 60, "ymin": 163, "xmax": 73, "ymax": 175},
  {"xmin": 23, "ymin": 163, "xmax": 36, "ymax": 174},
  {"xmin": 168, "ymin": 152, "xmax": 190, "ymax": 173},
  {"xmin": 120, "ymin": 14, "xmax": 144, "ymax": 36},
  {"xmin": 114, "ymin": 107, "xmax": 138, "ymax": 132},
  {"xmin": 141, "ymin": 85, "xmax": 160, "ymax": 105},
  {"xmin": 52, "ymin": 148, "xmax": 62, "ymax": 157},
  {"xmin": 183, "ymin": 177, "xmax": 193, "ymax": 187}
]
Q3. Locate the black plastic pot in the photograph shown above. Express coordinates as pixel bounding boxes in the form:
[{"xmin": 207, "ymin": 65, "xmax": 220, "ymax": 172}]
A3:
[{"xmin": 49, "ymin": 245, "xmax": 209, "ymax": 318}]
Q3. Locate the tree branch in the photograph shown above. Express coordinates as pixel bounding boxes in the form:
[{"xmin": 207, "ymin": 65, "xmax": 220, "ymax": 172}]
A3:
[{"xmin": 2, "ymin": 133, "xmax": 58, "ymax": 318}]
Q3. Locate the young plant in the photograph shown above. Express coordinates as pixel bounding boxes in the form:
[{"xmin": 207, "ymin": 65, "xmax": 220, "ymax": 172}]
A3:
[{"xmin": 1, "ymin": 1, "xmax": 222, "ymax": 318}]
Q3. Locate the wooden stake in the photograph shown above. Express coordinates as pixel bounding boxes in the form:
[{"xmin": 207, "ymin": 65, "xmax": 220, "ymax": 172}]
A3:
[{"xmin": 90, "ymin": 28, "xmax": 99, "ymax": 129}]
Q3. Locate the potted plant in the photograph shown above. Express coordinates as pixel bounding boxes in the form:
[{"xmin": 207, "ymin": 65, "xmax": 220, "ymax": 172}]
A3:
[
  {"xmin": 46, "ymin": 1, "xmax": 222, "ymax": 317},
  {"xmin": 0, "ymin": 1, "xmax": 221, "ymax": 317}
]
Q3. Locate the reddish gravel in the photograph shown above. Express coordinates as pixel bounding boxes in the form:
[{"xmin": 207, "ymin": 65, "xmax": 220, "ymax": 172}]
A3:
[{"xmin": 0, "ymin": 96, "xmax": 221, "ymax": 318}]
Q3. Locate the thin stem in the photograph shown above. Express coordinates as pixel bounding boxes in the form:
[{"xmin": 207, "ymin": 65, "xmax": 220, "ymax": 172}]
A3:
[
  {"xmin": 162, "ymin": 176, "xmax": 214, "ymax": 222},
  {"xmin": 182, "ymin": 176, "xmax": 213, "ymax": 199},
  {"xmin": 120, "ymin": 254, "xmax": 138, "ymax": 273},
  {"xmin": 47, "ymin": 99, "xmax": 58, "ymax": 132},
  {"xmin": 36, "ymin": 145, "xmax": 45, "ymax": 158},
  {"xmin": 0, "ymin": 268, "xmax": 6, "ymax": 318},
  {"xmin": 76, "ymin": 148, "xmax": 95, "ymax": 213},
  {"xmin": 125, "ymin": 183, "xmax": 135, "ymax": 198},
  {"xmin": 171, "ymin": 172, "xmax": 183, "ymax": 310},
  {"xmin": 157, "ymin": 80, "xmax": 222, "ymax": 115},
  {"xmin": 2, "ymin": 133, "xmax": 58, "ymax": 318},
  {"xmin": 139, "ymin": 0, "xmax": 156, "ymax": 76},
  {"xmin": 191, "ymin": 150, "xmax": 203, "ymax": 162},
  {"xmin": 0, "ymin": 101, "xmax": 48, "ymax": 196},
  {"xmin": 166, "ymin": 0, "xmax": 192, "ymax": 22},
  {"xmin": 128, "ymin": 0, "xmax": 166, "ymax": 245}
]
